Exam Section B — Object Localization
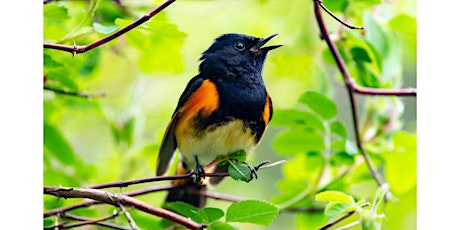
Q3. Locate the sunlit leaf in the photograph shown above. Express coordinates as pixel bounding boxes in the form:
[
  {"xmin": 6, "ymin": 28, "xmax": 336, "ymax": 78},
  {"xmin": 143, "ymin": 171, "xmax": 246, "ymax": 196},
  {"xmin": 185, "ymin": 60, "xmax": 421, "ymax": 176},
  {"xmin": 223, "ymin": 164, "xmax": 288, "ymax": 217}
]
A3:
[
  {"xmin": 315, "ymin": 191, "xmax": 355, "ymax": 203},
  {"xmin": 389, "ymin": 14, "xmax": 416, "ymax": 36},
  {"xmin": 273, "ymin": 129, "xmax": 325, "ymax": 155},
  {"xmin": 207, "ymin": 221, "xmax": 237, "ymax": 230},
  {"xmin": 383, "ymin": 132, "xmax": 416, "ymax": 195},
  {"xmin": 226, "ymin": 200, "xmax": 279, "ymax": 226},
  {"xmin": 197, "ymin": 208, "xmax": 225, "ymax": 223},
  {"xmin": 271, "ymin": 109, "xmax": 325, "ymax": 131},
  {"xmin": 299, "ymin": 91, "xmax": 337, "ymax": 120},
  {"xmin": 296, "ymin": 212, "xmax": 327, "ymax": 230},
  {"xmin": 164, "ymin": 201, "xmax": 202, "ymax": 223},
  {"xmin": 330, "ymin": 121, "xmax": 347, "ymax": 138},
  {"xmin": 325, "ymin": 202, "xmax": 355, "ymax": 220}
]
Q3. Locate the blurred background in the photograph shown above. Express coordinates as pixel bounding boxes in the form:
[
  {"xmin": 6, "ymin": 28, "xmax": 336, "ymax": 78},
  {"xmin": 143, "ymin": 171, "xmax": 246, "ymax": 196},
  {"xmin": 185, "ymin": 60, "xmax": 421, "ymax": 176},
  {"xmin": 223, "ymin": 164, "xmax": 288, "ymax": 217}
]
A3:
[{"xmin": 44, "ymin": 0, "xmax": 416, "ymax": 229}]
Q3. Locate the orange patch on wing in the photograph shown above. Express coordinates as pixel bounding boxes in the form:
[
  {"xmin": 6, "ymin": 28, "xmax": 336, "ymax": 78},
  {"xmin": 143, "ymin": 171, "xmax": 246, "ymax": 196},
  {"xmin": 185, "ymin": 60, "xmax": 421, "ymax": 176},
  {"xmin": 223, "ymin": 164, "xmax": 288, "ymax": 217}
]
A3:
[
  {"xmin": 175, "ymin": 79, "xmax": 220, "ymax": 149},
  {"xmin": 179, "ymin": 79, "xmax": 219, "ymax": 119},
  {"xmin": 262, "ymin": 92, "xmax": 273, "ymax": 125}
]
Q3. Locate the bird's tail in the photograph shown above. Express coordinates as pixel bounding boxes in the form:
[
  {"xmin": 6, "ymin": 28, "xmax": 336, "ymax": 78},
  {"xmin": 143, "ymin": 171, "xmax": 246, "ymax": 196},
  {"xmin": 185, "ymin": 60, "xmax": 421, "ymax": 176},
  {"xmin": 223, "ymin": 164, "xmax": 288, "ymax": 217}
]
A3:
[{"xmin": 164, "ymin": 161, "xmax": 207, "ymax": 208}]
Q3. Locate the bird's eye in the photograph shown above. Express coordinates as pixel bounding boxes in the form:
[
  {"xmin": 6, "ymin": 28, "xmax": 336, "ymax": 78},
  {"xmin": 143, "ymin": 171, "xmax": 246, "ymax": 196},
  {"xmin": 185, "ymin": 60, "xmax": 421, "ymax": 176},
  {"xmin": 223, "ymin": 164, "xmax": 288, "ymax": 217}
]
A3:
[{"xmin": 235, "ymin": 42, "xmax": 245, "ymax": 51}]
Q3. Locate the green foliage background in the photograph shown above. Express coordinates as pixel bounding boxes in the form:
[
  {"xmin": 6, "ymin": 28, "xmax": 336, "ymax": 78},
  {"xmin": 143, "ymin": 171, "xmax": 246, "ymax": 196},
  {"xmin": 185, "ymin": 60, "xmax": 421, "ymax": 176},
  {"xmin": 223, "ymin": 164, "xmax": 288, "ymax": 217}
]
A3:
[{"xmin": 44, "ymin": 0, "xmax": 416, "ymax": 229}]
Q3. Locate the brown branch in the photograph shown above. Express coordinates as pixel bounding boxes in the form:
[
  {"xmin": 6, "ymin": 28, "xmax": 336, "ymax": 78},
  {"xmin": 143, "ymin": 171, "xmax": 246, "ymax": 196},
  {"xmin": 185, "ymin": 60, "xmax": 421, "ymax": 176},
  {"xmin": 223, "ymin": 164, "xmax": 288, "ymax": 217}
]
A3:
[
  {"xmin": 44, "ymin": 184, "xmax": 174, "ymax": 218},
  {"xmin": 319, "ymin": 210, "xmax": 356, "ymax": 230},
  {"xmin": 316, "ymin": 0, "xmax": 363, "ymax": 30},
  {"xmin": 44, "ymin": 186, "xmax": 204, "ymax": 230},
  {"xmin": 61, "ymin": 213, "xmax": 131, "ymax": 230},
  {"xmin": 88, "ymin": 160, "xmax": 281, "ymax": 189},
  {"xmin": 313, "ymin": 1, "xmax": 400, "ymax": 201},
  {"xmin": 43, "ymin": 0, "xmax": 176, "ymax": 55},
  {"xmin": 44, "ymin": 86, "xmax": 106, "ymax": 98},
  {"xmin": 47, "ymin": 212, "xmax": 121, "ymax": 229},
  {"xmin": 314, "ymin": 0, "xmax": 416, "ymax": 97},
  {"xmin": 195, "ymin": 190, "xmax": 243, "ymax": 203},
  {"xmin": 318, "ymin": 202, "xmax": 370, "ymax": 230}
]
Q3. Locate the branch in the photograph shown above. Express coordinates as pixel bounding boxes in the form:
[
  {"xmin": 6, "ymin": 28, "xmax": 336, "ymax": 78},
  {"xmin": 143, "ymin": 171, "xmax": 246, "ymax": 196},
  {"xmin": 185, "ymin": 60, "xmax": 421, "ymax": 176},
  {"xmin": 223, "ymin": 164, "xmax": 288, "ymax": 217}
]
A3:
[
  {"xmin": 316, "ymin": 0, "xmax": 363, "ymax": 30},
  {"xmin": 118, "ymin": 204, "xmax": 139, "ymax": 230},
  {"xmin": 89, "ymin": 160, "xmax": 284, "ymax": 189},
  {"xmin": 43, "ymin": 0, "xmax": 176, "ymax": 55},
  {"xmin": 44, "ymin": 186, "xmax": 204, "ymax": 230},
  {"xmin": 61, "ymin": 213, "xmax": 131, "ymax": 230},
  {"xmin": 44, "ymin": 184, "xmax": 174, "ymax": 218},
  {"xmin": 195, "ymin": 190, "xmax": 243, "ymax": 203},
  {"xmin": 313, "ymin": 1, "xmax": 399, "ymax": 201},
  {"xmin": 314, "ymin": 0, "xmax": 416, "ymax": 97},
  {"xmin": 45, "ymin": 211, "xmax": 121, "ymax": 230},
  {"xmin": 318, "ymin": 202, "xmax": 370, "ymax": 230},
  {"xmin": 44, "ymin": 86, "xmax": 106, "ymax": 98}
]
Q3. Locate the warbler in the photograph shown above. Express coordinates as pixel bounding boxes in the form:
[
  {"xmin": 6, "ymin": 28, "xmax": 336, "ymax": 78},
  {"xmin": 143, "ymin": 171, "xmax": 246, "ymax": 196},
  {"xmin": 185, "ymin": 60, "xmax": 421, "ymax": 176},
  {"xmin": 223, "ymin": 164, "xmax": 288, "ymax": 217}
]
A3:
[{"xmin": 156, "ymin": 33, "xmax": 281, "ymax": 207}]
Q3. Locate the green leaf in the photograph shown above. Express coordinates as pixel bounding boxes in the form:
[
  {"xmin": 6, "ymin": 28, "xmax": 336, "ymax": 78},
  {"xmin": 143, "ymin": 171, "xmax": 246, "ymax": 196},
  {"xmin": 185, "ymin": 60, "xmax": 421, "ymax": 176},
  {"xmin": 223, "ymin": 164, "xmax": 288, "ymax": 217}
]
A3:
[
  {"xmin": 207, "ymin": 222, "xmax": 237, "ymax": 230},
  {"xmin": 44, "ymin": 123, "xmax": 78, "ymax": 163},
  {"xmin": 44, "ymin": 3, "xmax": 69, "ymax": 21},
  {"xmin": 270, "ymin": 109, "xmax": 325, "ymax": 131},
  {"xmin": 228, "ymin": 161, "xmax": 251, "ymax": 182},
  {"xmin": 383, "ymin": 132, "xmax": 416, "ymax": 195},
  {"xmin": 116, "ymin": 13, "xmax": 187, "ymax": 74},
  {"xmin": 315, "ymin": 191, "xmax": 355, "ymax": 203},
  {"xmin": 330, "ymin": 121, "xmax": 347, "ymax": 138},
  {"xmin": 197, "ymin": 208, "xmax": 225, "ymax": 223},
  {"xmin": 43, "ymin": 53, "xmax": 63, "ymax": 68},
  {"xmin": 273, "ymin": 129, "xmax": 325, "ymax": 155},
  {"xmin": 325, "ymin": 202, "xmax": 355, "ymax": 220},
  {"xmin": 351, "ymin": 47, "xmax": 372, "ymax": 63},
  {"xmin": 299, "ymin": 91, "xmax": 337, "ymax": 119},
  {"xmin": 296, "ymin": 212, "xmax": 328, "ymax": 230},
  {"xmin": 163, "ymin": 201, "xmax": 202, "ymax": 223},
  {"xmin": 226, "ymin": 200, "xmax": 279, "ymax": 226},
  {"xmin": 324, "ymin": 0, "xmax": 348, "ymax": 12},
  {"xmin": 93, "ymin": 22, "xmax": 118, "ymax": 34},
  {"xmin": 389, "ymin": 14, "xmax": 416, "ymax": 36},
  {"xmin": 330, "ymin": 151, "xmax": 355, "ymax": 166},
  {"xmin": 363, "ymin": 10, "xmax": 389, "ymax": 58},
  {"xmin": 227, "ymin": 150, "xmax": 247, "ymax": 162},
  {"xmin": 271, "ymin": 179, "xmax": 309, "ymax": 205}
]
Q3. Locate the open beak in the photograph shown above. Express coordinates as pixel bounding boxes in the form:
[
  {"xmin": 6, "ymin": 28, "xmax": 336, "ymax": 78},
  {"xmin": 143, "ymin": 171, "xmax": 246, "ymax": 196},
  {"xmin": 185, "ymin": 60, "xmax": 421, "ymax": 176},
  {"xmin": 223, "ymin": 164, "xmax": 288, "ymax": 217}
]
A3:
[{"xmin": 251, "ymin": 34, "xmax": 282, "ymax": 53}]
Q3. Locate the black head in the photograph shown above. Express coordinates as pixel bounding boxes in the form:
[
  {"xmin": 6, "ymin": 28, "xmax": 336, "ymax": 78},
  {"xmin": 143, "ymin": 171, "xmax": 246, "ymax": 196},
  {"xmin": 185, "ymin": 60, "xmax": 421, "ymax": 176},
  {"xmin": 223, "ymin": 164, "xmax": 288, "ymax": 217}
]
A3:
[{"xmin": 199, "ymin": 33, "xmax": 281, "ymax": 78}]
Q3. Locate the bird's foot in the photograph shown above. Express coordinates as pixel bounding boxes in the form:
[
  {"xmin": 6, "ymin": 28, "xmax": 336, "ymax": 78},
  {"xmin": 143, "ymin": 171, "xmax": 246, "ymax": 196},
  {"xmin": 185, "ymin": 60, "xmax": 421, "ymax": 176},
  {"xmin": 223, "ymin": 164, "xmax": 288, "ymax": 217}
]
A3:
[{"xmin": 192, "ymin": 155, "xmax": 206, "ymax": 185}]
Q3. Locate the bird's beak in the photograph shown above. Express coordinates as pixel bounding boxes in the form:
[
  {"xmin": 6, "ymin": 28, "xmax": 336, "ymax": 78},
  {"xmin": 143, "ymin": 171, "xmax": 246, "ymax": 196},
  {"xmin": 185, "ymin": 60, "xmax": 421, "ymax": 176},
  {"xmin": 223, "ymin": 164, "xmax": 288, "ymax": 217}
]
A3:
[{"xmin": 251, "ymin": 34, "xmax": 282, "ymax": 53}]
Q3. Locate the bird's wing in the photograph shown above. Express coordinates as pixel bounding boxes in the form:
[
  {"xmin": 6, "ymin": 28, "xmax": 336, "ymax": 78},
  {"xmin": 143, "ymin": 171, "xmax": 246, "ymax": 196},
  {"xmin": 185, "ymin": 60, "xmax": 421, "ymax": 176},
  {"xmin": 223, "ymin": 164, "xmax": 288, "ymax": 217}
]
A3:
[{"xmin": 156, "ymin": 76, "xmax": 205, "ymax": 176}]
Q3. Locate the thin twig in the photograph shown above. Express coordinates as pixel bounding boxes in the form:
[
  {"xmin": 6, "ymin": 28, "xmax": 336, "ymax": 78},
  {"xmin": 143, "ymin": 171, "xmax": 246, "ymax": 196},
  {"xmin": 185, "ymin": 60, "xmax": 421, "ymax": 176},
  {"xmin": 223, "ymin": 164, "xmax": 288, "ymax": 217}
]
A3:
[
  {"xmin": 44, "ymin": 86, "xmax": 106, "ymax": 98},
  {"xmin": 314, "ymin": 1, "xmax": 416, "ymax": 97},
  {"xmin": 318, "ymin": 203, "xmax": 370, "ymax": 230},
  {"xmin": 44, "ymin": 184, "xmax": 174, "ymax": 218},
  {"xmin": 55, "ymin": 212, "xmax": 121, "ymax": 229},
  {"xmin": 62, "ymin": 213, "xmax": 131, "ymax": 230},
  {"xmin": 315, "ymin": 0, "xmax": 363, "ymax": 30},
  {"xmin": 44, "ymin": 186, "xmax": 204, "ymax": 230},
  {"xmin": 319, "ymin": 210, "xmax": 356, "ymax": 230},
  {"xmin": 118, "ymin": 204, "xmax": 139, "ymax": 230},
  {"xmin": 43, "ymin": 0, "xmax": 176, "ymax": 55},
  {"xmin": 89, "ymin": 160, "xmax": 283, "ymax": 189},
  {"xmin": 313, "ymin": 0, "xmax": 400, "ymax": 201},
  {"xmin": 195, "ymin": 190, "xmax": 243, "ymax": 203}
]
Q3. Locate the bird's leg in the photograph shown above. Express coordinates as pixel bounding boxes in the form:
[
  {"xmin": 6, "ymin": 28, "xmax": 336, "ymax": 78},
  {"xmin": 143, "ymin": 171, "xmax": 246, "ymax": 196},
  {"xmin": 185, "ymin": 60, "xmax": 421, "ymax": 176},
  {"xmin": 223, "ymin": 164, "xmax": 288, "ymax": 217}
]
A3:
[
  {"xmin": 244, "ymin": 160, "xmax": 270, "ymax": 182},
  {"xmin": 192, "ymin": 155, "xmax": 206, "ymax": 185}
]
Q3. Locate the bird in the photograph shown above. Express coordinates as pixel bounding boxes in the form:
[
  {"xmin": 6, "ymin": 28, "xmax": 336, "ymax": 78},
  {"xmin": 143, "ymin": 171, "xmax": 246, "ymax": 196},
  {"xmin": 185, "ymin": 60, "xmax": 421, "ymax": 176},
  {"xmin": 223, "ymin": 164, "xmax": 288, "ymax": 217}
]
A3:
[{"xmin": 156, "ymin": 33, "xmax": 281, "ymax": 208}]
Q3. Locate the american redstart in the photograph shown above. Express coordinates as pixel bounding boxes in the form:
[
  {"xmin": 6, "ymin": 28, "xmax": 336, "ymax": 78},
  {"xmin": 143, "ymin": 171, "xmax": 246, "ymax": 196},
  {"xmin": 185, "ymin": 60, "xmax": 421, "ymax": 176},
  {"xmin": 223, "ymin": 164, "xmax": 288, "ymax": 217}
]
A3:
[{"xmin": 156, "ymin": 33, "xmax": 281, "ymax": 208}]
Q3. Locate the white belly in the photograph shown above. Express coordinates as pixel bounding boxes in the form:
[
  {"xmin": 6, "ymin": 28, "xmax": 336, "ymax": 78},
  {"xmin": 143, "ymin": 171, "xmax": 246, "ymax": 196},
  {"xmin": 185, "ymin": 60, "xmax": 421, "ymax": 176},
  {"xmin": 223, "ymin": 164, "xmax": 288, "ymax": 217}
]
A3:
[{"xmin": 177, "ymin": 119, "xmax": 256, "ymax": 169}]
